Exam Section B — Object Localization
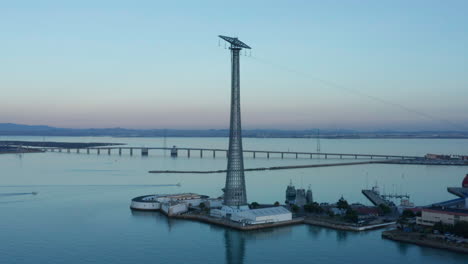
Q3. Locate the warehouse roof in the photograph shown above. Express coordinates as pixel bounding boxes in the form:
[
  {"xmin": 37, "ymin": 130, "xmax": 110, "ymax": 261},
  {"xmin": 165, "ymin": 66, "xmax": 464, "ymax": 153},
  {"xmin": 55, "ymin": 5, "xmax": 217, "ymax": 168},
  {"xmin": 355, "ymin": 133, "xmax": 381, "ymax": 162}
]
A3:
[{"xmin": 241, "ymin": 206, "xmax": 291, "ymax": 217}]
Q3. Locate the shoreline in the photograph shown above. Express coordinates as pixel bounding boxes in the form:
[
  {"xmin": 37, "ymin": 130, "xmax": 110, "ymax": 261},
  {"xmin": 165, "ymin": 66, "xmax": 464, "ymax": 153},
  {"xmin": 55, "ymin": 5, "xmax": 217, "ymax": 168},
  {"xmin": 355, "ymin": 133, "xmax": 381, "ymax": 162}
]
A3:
[
  {"xmin": 304, "ymin": 218, "xmax": 396, "ymax": 231},
  {"xmin": 172, "ymin": 213, "xmax": 304, "ymax": 231},
  {"xmin": 131, "ymin": 208, "xmax": 394, "ymax": 232},
  {"xmin": 382, "ymin": 229, "xmax": 468, "ymax": 254}
]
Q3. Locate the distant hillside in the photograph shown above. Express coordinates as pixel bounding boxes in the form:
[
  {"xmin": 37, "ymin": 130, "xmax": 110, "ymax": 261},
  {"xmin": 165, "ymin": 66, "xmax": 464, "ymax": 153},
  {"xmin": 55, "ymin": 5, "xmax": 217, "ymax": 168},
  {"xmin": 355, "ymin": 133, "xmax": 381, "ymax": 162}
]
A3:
[
  {"xmin": 1, "ymin": 123, "xmax": 468, "ymax": 138},
  {"xmin": 0, "ymin": 123, "xmax": 57, "ymax": 131}
]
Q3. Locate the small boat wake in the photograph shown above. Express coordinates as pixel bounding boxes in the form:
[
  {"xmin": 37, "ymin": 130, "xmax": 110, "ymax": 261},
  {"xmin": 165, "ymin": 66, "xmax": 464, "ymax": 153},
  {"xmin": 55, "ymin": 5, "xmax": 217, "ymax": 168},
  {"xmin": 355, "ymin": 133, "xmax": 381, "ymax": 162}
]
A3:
[{"xmin": 0, "ymin": 192, "xmax": 38, "ymax": 197}]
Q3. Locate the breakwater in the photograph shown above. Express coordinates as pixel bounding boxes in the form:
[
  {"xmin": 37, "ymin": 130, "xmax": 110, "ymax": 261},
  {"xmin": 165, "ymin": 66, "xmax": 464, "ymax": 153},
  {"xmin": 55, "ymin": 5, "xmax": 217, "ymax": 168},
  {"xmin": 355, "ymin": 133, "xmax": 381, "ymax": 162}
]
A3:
[{"xmin": 149, "ymin": 161, "xmax": 379, "ymax": 174}]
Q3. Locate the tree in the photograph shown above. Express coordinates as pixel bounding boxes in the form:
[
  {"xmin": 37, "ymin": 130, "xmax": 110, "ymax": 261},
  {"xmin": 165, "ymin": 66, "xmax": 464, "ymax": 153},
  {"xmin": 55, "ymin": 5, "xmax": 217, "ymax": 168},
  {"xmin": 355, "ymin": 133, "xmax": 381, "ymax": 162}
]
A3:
[
  {"xmin": 337, "ymin": 197, "xmax": 349, "ymax": 210},
  {"xmin": 453, "ymin": 221, "xmax": 468, "ymax": 238},
  {"xmin": 291, "ymin": 204, "xmax": 300, "ymax": 213},
  {"xmin": 401, "ymin": 209, "xmax": 415, "ymax": 219},
  {"xmin": 250, "ymin": 202, "xmax": 260, "ymax": 209},
  {"xmin": 379, "ymin": 204, "xmax": 391, "ymax": 215},
  {"xmin": 274, "ymin": 201, "xmax": 280, "ymax": 206},
  {"xmin": 344, "ymin": 209, "xmax": 358, "ymax": 223},
  {"xmin": 304, "ymin": 202, "xmax": 324, "ymax": 213},
  {"xmin": 433, "ymin": 221, "xmax": 445, "ymax": 233}
]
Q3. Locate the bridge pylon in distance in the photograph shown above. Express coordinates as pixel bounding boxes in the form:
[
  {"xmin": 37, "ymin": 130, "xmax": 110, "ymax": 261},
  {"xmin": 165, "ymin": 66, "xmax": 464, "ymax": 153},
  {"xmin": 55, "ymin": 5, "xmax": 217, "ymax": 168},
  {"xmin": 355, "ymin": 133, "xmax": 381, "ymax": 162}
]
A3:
[{"xmin": 219, "ymin": 35, "xmax": 251, "ymax": 208}]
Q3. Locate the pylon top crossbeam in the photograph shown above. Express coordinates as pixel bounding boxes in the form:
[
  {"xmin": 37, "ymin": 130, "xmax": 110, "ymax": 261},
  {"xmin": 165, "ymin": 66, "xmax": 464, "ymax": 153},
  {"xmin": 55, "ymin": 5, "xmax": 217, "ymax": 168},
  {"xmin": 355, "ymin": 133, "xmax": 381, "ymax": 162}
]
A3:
[{"xmin": 219, "ymin": 35, "xmax": 251, "ymax": 49}]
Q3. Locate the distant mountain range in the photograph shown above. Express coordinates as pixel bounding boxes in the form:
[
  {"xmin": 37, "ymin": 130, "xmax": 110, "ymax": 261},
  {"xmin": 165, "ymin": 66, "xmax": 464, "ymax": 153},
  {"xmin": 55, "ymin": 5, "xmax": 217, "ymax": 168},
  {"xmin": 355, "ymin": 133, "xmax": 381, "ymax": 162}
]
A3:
[{"xmin": 1, "ymin": 123, "xmax": 467, "ymax": 138}]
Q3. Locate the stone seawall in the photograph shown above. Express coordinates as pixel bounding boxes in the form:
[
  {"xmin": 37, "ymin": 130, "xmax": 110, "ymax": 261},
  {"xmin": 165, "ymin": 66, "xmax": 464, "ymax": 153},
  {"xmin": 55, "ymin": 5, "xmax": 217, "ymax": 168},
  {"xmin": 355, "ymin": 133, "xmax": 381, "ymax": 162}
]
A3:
[
  {"xmin": 173, "ymin": 214, "xmax": 304, "ymax": 231},
  {"xmin": 304, "ymin": 218, "xmax": 395, "ymax": 231},
  {"xmin": 382, "ymin": 230, "xmax": 468, "ymax": 254}
]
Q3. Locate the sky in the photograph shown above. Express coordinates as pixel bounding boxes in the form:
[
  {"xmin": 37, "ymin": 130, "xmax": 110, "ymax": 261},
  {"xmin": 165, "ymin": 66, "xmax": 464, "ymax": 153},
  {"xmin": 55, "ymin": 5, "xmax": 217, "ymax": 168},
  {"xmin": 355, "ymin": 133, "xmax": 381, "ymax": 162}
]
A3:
[{"xmin": 1, "ymin": 0, "xmax": 468, "ymax": 131}]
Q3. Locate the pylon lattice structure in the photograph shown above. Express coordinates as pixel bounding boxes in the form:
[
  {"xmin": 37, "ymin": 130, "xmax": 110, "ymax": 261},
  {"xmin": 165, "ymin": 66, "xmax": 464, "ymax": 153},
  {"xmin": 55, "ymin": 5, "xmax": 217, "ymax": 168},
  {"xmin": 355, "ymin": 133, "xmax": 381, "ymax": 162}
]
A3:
[{"xmin": 219, "ymin": 35, "xmax": 251, "ymax": 207}]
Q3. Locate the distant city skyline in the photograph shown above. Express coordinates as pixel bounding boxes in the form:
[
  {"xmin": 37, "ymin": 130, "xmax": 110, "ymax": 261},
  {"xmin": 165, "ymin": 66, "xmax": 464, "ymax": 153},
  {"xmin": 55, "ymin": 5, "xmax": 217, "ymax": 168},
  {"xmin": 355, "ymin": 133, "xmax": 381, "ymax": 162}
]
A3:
[{"xmin": 2, "ymin": 1, "xmax": 468, "ymax": 131}]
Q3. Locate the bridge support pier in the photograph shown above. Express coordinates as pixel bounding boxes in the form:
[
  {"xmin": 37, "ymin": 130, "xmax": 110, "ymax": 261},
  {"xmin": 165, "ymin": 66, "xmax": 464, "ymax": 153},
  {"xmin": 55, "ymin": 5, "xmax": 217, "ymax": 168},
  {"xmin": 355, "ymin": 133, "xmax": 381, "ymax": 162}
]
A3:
[
  {"xmin": 108, "ymin": 149, "xmax": 111, "ymax": 155},
  {"xmin": 141, "ymin": 148, "xmax": 148, "ymax": 156},
  {"xmin": 340, "ymin": 155, "xmax": 342, "ymax": 159},
  {"xmin": 310, "ymin": 154, "xmax": 312, "ymax": 159},
  {"xmin": 325, "ymin": 154, "xmax": 327, "ymax": 159},
  {"xmin": 267, "ymin": 152, "xmax": 270, "ymax": 159},
  {"xmin": 281, "ymin": 153, "xmax": 284, "ymax": 159},
  {"xmin": 87, "ymin": 149, "xmax": 90, "ymax": 154},
  {"xmin": 200, "ymin": 150, "xmax": 203, "ymax": 158},
  {"xmin": 213, "ymin": 150, "xmax": 215, "ymax": 158},
  {"xmin": 253, "ymin": 152, "xmax": 256, "ymax": 158},
  {"xmin": 296, "ymin": 153, "xmax": 298, "ymax": 159},
  {"xmin": 130, "ymin": 148, "xmax": 133, "ymax": 156},
  {"xmin": 187, "ymin": 150, "xmax": 190, "ymax": 158},
  {"xmin": 355, "ymin": 155, "xmax": 357, "ymax": 159},
  {"xmin": 97, "ymin": 149, "xmax": 100, "ymax": 155},
  {"xmin": 76, "ymin": 149, "xmax": 79, "ymax": 153},
  {"xmin": 119, "ymin": 148, "xmax": 122, "ymax": 155},
  {"xmin": 67, "ymin": 149, "xmax": 70, "ymax": 153}
]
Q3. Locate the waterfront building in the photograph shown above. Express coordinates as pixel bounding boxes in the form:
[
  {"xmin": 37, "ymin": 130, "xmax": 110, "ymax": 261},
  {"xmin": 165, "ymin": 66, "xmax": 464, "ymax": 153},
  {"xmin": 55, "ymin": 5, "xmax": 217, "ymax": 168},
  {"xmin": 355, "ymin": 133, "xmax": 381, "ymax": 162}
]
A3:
[
  {"xmin": 285, "ymin": 181, "xmax": 314, "ymax": 206},
  {"xmin": 130, "ymin": 193, "xmax": 221, "ymax": 216},
  {"xmin": 295, "ymin": 189, "xmax": 307, "ymax": 207},
  {"xmin": 433, "ymin": 174, "xmax": 468, "ymax": 208},
  {"xmin": 285, "ymin": 180, "xmax": 296, "ymax": 204},
  {"xmin": 417, "ymin": 174, "xmax": 468, "ymax": 226},
  {"xmin": 306, "ymin": 185, "xmax": 313, "ymax": 204},
  {"xmin": 416, "ymin": 207, "xmax": 468, "ymax": 226},
  {"xmin": 230, "ymin": 207, "xmax": 292, "ymax": 225}
]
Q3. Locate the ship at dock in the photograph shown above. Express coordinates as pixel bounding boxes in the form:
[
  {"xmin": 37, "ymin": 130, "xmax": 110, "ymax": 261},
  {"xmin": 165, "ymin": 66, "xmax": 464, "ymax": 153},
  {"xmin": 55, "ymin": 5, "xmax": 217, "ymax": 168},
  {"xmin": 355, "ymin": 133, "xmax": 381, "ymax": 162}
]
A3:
[{"xmin": 362, "ymin": 184, "xmax": 414, "ymax": 213}]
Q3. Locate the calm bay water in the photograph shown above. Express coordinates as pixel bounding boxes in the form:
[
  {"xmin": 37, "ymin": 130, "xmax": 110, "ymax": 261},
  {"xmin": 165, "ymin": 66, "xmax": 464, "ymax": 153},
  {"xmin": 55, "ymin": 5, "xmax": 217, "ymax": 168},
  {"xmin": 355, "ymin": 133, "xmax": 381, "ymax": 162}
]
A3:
[{"xmin": 1, "ymin": 136, "xmax": 467, "ymax": 263}]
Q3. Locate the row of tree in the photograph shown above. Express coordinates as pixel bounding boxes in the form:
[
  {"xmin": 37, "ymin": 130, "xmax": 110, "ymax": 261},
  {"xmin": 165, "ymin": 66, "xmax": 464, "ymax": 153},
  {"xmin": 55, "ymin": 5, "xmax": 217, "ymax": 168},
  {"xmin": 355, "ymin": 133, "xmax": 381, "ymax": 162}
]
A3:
[{"xmin": 433, "ymin": 221, "xmax": 468, "ymax": 238}]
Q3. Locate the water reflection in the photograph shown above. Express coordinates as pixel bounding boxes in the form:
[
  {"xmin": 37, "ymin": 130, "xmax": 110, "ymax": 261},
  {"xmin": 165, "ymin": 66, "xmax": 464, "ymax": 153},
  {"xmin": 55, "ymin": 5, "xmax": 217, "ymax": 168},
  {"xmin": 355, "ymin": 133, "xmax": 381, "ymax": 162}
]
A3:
[
  {"xmin": 336, "ymin": 230, "xmax": 348, "ymax": 242},
  {"xmin": 397, "ymin": 242, "xmax": 409, "ymax": 255},
  {"xmin": 224, "ymin": 230, "xmax": 245, "ymax": 264},
  {"xmin": 307, "ymin": 225, "xmax": 322, "ymax": 237},
  {"xmin": 224, "ymin": 227, "xmax": 293, "ymax": 264}
]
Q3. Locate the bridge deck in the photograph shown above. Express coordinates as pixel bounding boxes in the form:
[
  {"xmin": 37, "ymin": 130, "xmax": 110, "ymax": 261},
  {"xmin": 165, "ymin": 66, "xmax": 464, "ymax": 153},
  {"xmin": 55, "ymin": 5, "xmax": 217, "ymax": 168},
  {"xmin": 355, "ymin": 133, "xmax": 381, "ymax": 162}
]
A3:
[{"xmin": 40, "ymin": 146, "xmax": 421, "ymax": 159}]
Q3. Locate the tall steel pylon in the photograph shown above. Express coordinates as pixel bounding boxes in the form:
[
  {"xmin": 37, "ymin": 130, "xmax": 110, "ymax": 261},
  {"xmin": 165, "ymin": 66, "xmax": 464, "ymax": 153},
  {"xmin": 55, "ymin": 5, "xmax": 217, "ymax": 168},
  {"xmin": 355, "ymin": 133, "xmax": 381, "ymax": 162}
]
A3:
[{"xmin": 219, "ymin": 35, "xmax": 251, "ymax": 207}]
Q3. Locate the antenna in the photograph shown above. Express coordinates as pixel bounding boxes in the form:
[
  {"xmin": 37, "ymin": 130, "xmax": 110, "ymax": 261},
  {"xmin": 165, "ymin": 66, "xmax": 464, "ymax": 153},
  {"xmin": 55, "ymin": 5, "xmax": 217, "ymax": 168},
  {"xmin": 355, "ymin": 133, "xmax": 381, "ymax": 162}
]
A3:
[
  {"xmin": 316, "ymin": 129, "xmax": 321, "ymax": 153},
  {"xmin": 366, "ymin": 172, "xmax": 369, "ymax": 189},
  {"xmin": 163, "ymin": 129, "xmax": 167, "ymax": 156}
]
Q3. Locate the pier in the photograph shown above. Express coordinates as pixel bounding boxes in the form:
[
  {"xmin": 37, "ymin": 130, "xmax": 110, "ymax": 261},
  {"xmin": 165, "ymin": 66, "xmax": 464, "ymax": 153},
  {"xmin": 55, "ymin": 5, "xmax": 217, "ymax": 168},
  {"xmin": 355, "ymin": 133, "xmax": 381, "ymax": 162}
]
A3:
[{"xmin": 40, "ymin": 146, "xmax": 421, "ymax": 160}]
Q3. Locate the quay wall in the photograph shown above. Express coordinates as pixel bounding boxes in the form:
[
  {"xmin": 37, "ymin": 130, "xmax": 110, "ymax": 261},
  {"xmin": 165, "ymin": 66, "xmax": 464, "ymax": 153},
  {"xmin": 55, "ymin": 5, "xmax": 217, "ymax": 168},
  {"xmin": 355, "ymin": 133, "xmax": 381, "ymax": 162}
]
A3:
[
  {"xmin": 304, "ymin": 218, "xmax": 395, "ymax": 232},
  {"xmin": 382, "ymin": 230, "xmax": 468, "ymax": 254}
]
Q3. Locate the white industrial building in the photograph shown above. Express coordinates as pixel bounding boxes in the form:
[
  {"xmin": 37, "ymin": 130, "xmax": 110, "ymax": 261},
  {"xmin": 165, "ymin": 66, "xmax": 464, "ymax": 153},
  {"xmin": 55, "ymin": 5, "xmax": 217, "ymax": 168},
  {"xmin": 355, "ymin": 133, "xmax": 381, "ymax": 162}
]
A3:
[
  {"xmin": 232, "ymin": 207, "xmax": 292, "ymax": 224},
  {"xmin": 211, "ymin": 206, "xmax": 292, "ymax": 225},
  {"xmin": 130, "ymin": 193, "xmax": 222, "ymax": 216}
]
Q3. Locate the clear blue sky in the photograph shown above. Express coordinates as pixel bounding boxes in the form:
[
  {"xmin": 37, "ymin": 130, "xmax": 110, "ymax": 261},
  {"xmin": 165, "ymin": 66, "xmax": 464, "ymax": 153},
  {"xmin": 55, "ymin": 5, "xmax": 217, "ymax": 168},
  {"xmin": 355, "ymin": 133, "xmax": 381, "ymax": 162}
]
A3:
[{"xmin": 2, "ymin": 0, "xmax": 467, "ymax": 130}]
